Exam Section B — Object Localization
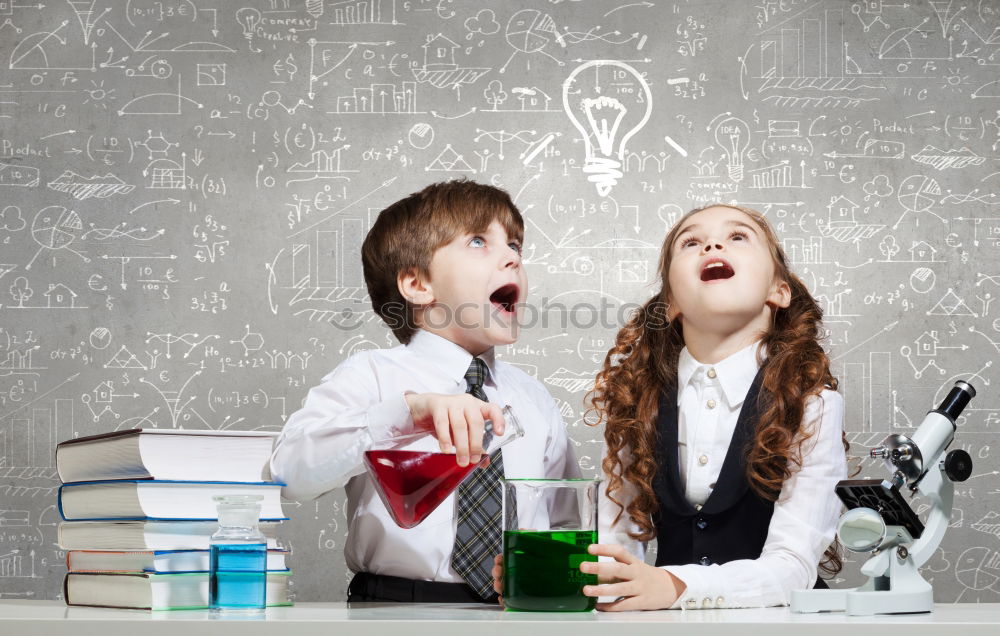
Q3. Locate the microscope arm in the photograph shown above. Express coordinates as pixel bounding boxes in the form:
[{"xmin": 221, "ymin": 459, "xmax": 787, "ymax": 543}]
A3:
[
  {"xmin": 858, "ymin": 466, "xmax": 952, "ymax": 579},
  {"xmin": 909, "ymin": 465, "xmax": 953, "ymax": 568}
]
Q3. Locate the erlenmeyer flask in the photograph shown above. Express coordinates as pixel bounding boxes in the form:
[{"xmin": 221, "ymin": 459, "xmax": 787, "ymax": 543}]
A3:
[{"xmin": 364, "ymin": 405, "xmax": 523, "ymax": 529}]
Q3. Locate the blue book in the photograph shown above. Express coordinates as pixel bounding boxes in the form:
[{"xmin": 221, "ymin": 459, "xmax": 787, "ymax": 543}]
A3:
[
  {"xmin": 64, "ymin": 571, "xmax": 293, "ymax": 610},
  {"xmin": 66, "ymin": 548, "xmax": 290, "ymax": 573},
  {"xmin": 57, "ymin": 480, "xmax": 288, "ymax": 521},
  {"xmin": 57, "ymin": 520, "xmax": 284, "ymax": 551}
]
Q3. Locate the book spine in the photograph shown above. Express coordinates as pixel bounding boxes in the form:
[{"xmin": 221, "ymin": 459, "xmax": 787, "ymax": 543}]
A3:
[
  {"xmin": 60, "ymin": 516, "xmax": 290, "ymax": 522},
  {"xmin": 56, "ymin": 484, "xmax": 66, "ymax": 521},
  {"xmin": 60, "ymin": 479, "xmax": 286, "ymax": 486}
]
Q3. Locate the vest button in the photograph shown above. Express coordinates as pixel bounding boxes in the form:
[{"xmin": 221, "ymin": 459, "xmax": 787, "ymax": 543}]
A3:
[
  {"xmin": 699, "ymin": 556, "xmax": 712, "ymax": 566},
  {"xmin": 696, "ymin": 518, "xmax": 707, "ymax": 530},
  {"xmin": 707, "ymin": 368, "xmax": 717, "ymax": 379}
]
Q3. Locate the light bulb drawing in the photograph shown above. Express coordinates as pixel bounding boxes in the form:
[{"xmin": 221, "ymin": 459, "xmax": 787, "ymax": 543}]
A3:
[
  {"xmin": 562, "ymin": 60, "xmax": 652, "ymax": 197},
  {"xmin": 305, "ymin": 0, "xmax": 324, "ymax": 19},
  {"xmin": 712, "ymin": 115, "xmax": 750, "ymax": 183},
  {"xmin": 235, "ymin": 8, "xmax": 261, "ymax": 51}
]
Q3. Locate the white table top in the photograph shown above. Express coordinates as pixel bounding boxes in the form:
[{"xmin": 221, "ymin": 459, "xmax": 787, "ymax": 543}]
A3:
[{"xmin": 3, "ymin": 601, "xmax": 1000, "ymax": 635}]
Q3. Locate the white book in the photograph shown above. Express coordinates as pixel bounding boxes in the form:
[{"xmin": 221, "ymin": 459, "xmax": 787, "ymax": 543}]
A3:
[
  {"xmin": 58, "ymin": 520, "xmax": 283, "ymax": 551},
  {"xmin": 58, "ymin": 480, "xmax": 287, "ymax": 521},
  {"xmin": 64, "ymin": 571, "xmax": 293, "ymax": 610},
  {"xmin": 66, "ymin": 548, "xmax": 290, "ymax": 573},
  {"xmin": 56, "ymin": 428, "xmax": 278, "ymax": 484}
]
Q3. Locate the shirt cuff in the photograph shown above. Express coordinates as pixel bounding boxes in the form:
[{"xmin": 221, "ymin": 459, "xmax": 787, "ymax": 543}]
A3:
[
  {"xmin": 366, "ymin": 391, "xmax": 415, "ymax": 442},
  {"xmin": 662, "ymin": 564, "xmax": 726, "ymax": 610}
]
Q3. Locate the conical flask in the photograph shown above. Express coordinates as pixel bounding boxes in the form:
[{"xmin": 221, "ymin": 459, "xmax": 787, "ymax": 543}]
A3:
[{"xmin": 364, "ymin": 405, "xmax": 523, "ymax": 529}]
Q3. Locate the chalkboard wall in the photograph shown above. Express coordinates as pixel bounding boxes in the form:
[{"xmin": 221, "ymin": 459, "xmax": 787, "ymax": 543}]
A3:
[{"xmin": 2, "ymin": 0, "xmax": 999, "ymax": 603}]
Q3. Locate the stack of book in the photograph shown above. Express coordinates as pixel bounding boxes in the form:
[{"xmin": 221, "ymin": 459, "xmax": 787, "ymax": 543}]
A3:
[{"xmin": 56, "ymin": 428, "xmax": 293, "ymax": 610}]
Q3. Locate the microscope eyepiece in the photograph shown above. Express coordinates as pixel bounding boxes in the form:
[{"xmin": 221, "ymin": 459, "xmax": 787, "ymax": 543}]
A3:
[{"xmin": 933, "ymin": 380, "xmax": 976, "ymax": 423}]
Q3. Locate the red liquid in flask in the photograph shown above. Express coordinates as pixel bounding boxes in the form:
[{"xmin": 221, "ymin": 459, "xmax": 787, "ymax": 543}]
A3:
[{"xmin": 364, "ymin": 450, "xmax": 483, "ymax": 528}]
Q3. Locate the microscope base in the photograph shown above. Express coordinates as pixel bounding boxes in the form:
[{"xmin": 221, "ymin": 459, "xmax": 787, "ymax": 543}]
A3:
[
  {"xmin": 789, "ymin": 589, "xmax": 846, "ymax": 613},
  {"xmin": 791, "ymin": 562, "xmax": 934, "ymax": 616},
  {"xmin": 791, "ymin": 587, "xmax": 933, "ymax": 615},
  {"xmin": 847, "ymin": 588, "xmax": 932, "ymax": 615}
]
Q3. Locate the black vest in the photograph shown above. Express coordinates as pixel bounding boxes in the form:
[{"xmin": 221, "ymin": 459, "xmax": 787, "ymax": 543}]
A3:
[{"xmin": 652, "ymin": 367, "xmax": 828, "ymax": 589}]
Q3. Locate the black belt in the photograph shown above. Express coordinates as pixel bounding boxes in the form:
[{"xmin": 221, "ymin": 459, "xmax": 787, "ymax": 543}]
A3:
[{"xmin": 348, "ymin": 571, "xmax": 498, "ymax": 604}]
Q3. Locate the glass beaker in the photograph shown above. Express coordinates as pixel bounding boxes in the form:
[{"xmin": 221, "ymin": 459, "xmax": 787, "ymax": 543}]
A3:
[
  {"xmin": 502, "ymin": 478, "xmax": 600, "ymax": 612},
  {"xmin": 209, "ymin": 494, "xmax": 267, "ymax": 616},
  {"xmin": 364, "ymin": 405, "xmax": 523, "ymax": 529}
]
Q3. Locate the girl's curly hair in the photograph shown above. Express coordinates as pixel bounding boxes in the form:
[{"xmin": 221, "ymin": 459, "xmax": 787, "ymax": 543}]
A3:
[{"xmin": 586, "ymin": 204, "xmax": 849, "ymax": 579}]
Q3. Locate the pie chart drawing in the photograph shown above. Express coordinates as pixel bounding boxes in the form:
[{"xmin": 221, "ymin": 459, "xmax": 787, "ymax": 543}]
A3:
[
  {"xmin": 956, "ymin": 547, "xmax": 1000, "ymax": 596},
  {"xmin": 90, "ymin": 327, "xmax": 113, "ymax": 350},
  {"xmin": 506, "ymin": 10, "xmax": 557, "ymax": 53},
  {"xmin": 407, "ymin": 123, "xmax": 434, "ymax": 150},
  {"xmin": 32, "ymin": 205, "xmax": 80, "ymax": 250},
  {"xmin": 898, "ymin": 175, "xmax": 940, "ymax": 213},
  {"xmin": 910, "ymin": 267, "xmax": 936, "ymax": 293},
  {"xmin": 26, "ymin": 205, "xmax": 90, "ymax": 269}
]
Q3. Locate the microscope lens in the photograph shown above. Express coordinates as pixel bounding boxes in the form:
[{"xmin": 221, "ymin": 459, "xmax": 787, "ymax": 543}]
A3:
[{"xmin": 935, "ymin": 381, "xmax": 975, "ymax": 422}]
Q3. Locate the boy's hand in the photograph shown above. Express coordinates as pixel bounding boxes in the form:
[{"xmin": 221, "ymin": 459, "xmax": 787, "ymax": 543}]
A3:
[
  {"xmin": 492, "ymin": 553, "xmax": 505, "ymax": 607},
  {"xmin": 403, "ymin": 393, "xmax": 506, "ymax": 466}
]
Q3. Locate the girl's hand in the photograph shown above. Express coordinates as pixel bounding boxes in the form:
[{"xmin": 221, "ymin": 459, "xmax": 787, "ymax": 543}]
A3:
[
  {"xmin": 491, "ymin": 553, "xmax": 505, "ymax": 607},
  {"xmin": 580, "ymin": 544, "xmax": 686, "ymax": 611}
]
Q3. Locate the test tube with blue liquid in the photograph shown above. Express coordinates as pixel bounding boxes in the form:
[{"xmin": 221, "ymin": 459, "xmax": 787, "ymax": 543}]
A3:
[{"xmin": 210, "ymin": 494, "xmax": 267, "ymax": 616}]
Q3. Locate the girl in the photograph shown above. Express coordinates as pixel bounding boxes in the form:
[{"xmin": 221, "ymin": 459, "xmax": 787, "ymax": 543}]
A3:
[{"xmin": 580, "ymin": 203, "xmax": 849, "ymax": 611}]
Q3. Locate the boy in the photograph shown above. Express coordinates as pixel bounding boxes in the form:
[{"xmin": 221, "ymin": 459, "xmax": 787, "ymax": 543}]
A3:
[{"xmin": 269, "ymin": 180, "xmax": 579, "ymax": 603}]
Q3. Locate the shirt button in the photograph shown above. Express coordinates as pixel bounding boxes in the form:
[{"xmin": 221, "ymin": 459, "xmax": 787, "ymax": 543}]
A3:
[
  {"xmin": 707, "ymin": 368, "xmax": 717, "ymax": 379},
  {"xmin": 685, "ymin": 598, "xmax": 698, "ymax": 609},
  {"xmin": 696, "ymin": 518, "xmax": 708, "ymax": 530},
  {"xmin": 702, "ymin": 597, "xmax": 714, "ymax": 609},
  {"xmin": 698, "ymin": 454, "xmax": 709, "ymax": 465},
  {"xmin": 699, "ymin": 556, "xmax": 712, "ymax": 566},
  {"xmin": 694, "ymin": 503, "xmax": 703, "ymax": 511},
  {"xmin": 706, "ymin": 399, "xmax": 716, "ymax": 409},
  {"xmin": 716, "ymin": 596, "xmax": 725, "ymax": 607}
]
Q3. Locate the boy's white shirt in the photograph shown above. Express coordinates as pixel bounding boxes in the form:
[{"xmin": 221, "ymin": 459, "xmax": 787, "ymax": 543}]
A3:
[
  {"xmin": 597, "ymin": 341, "xmax": 847, "ymax": 609},
  {"xmin": 269, "ymin": 329, "xmax": 580, "ymax": 583}
]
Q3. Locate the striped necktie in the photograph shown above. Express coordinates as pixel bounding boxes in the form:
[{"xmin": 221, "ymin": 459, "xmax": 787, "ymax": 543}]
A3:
[{"xmin": 451, "ymin": 357, "xmax": 503, "ymax": 599}]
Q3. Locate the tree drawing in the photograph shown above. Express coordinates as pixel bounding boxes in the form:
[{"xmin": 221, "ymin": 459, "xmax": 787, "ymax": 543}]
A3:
[
  {"xmin": 484, "ymin": 80, "xmax": 507, "ymax": 110},
  {"xmin": 10, "ymin": 276, "xmax": 33, "ymax": 307}
]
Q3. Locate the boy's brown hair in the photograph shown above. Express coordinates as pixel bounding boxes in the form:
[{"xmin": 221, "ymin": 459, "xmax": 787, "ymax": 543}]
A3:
[{"xmin": 361, "ymin": 179, "xmax": 525, "ymax": 344}]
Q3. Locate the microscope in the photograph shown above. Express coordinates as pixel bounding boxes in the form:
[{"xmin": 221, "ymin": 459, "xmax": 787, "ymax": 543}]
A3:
[{"xmin": 791, "ymin": 380, "xmax": 976, "ymax": 615}]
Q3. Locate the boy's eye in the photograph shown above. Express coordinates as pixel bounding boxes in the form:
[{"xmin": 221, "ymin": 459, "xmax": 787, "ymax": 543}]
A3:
[
  {"xmin": 508, "ymin": 242, "xmax": 522, "ymax": 255},
  {"xmin": 469, "ymin": 236, "xmax": 486, "ymax": 248}
]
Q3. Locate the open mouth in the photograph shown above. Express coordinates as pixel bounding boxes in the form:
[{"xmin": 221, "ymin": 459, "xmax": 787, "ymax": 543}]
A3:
[
  {"xmin": 701, "ymin": 259, "xmax": 735, "ymax": 282},
  {"xmin": 489, "ymin": 283, "xmax": 519, "ymax": 314}
]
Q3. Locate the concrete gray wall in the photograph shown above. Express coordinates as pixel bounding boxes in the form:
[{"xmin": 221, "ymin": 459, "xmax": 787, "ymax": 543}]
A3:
[{"xmin": 1, "ymin": 0, "xmax": 998, "ymax": 603}]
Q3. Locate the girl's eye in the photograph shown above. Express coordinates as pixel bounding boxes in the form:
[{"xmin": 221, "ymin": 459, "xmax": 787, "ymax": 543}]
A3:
[
  {"xmin": 681, "ymin": 238, "xmax": 698, "ymax": 248},
  {"xmin": 508, "ymin": 242, "xmax": 522, "ymax": 255},
  {"xmin": 469, "ymin": 237, "xmax": 486, "ymax": 248},
  {"xmin": 730, "ymin": 230, "xmax": 749, "ymax": 241}
]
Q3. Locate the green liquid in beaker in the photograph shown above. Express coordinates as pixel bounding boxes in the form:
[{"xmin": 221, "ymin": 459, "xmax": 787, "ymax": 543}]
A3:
[{"xmin": 503, "ymin": 530, "xmax": 597, "ymax": 612}]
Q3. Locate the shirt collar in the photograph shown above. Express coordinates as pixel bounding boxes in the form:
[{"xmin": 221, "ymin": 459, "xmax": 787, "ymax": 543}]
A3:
[
  {"xmin": 407, "ymin": 329, "xmax": 498, "ymax": 388},
  {"xmin": 677, "ymin": 341, "xmax": 765, "ymax": 408}
]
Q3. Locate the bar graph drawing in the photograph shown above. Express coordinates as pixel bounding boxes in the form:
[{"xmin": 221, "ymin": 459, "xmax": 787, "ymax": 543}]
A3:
[
  {"xmin": 745, "ymin": 7, "xmax": 884, "ymax": 108},
  {"xmin": 330, "ymin": 0, "xmax": 398, "ymax": 26},
  {"xmin": 333, "ymin": 82, "xmax": 419, "ymax": 115}
]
